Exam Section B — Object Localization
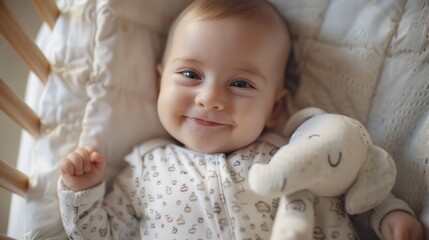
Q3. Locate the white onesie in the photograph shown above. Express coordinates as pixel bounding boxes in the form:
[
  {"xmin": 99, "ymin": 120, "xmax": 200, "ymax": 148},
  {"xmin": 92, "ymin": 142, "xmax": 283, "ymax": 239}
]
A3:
[
  {"xmin": 58, "ymin": 133, "xmax": 284, "ymax": 239},
  {"xmin": 58, "ymin": 133, "xmax": 400, "ymax": 240}
]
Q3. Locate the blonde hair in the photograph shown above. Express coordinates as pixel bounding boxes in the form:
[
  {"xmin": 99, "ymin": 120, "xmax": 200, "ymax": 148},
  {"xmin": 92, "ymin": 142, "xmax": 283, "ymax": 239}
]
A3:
[{"xmin": 161, "ymin": 0, "xmax": 290, "ymax": 64}]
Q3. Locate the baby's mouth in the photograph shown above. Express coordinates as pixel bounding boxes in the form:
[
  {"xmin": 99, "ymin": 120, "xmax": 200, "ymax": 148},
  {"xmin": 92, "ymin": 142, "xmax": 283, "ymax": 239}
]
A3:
[{"xmin": 188, "ymin": 117, "xmax": 224, "ymax": 126}]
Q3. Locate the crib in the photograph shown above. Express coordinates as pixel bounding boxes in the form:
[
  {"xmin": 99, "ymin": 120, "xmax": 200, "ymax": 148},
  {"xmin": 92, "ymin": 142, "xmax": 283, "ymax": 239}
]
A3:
[{"xmin": 1, "ymin": 0, "xmax": 428, "ymax": 239}]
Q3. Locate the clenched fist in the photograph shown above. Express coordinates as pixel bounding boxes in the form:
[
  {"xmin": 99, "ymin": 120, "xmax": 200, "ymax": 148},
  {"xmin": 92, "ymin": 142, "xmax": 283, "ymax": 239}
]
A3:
[{"xmin": 60, "ymin": 147, "xmax": 106, "ymax": 192}]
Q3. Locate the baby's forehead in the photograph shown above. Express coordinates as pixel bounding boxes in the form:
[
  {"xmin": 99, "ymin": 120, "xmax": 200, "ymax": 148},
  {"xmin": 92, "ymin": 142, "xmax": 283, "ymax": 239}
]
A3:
[
  {"xmin": 173, "ymin": 0, "xmax": 290, "ymax": 41},
  {"xmin": 173, "ymin": 16, "xmax": 290, "ymax": 57},
  {"xmin": 163, "ymin": 2, "xmax": 291, "ymax": 74},
  {"xmin": 173, "ymin": 15, "xmax": 291, "ymax": 52},
  {"xmin": 173, "ymin": 17, "xmax": 289, "ymax": 71}
]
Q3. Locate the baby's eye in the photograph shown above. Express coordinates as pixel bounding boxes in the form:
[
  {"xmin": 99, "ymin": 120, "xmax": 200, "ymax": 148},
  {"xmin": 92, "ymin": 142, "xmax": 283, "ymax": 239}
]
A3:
[
  {"xmin": 231, "ymin": 80, "xmax": 253, "ymax": 89},
  {"xmin": 181, "ymin": 70, "xmax": 200, "ymax": 80}
]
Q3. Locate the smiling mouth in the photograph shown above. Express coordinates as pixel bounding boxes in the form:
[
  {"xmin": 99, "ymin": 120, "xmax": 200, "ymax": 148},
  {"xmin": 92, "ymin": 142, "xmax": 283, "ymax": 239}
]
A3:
[{"xmin": 188, "ymin": 117, "xmax": 226, "ymax": 127}]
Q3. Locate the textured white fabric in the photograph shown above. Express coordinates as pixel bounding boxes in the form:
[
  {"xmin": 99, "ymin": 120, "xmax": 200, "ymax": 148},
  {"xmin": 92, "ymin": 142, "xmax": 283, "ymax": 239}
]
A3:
[
  {"xmin": 7, "ymin": 0, "xmax": 428, "ymax": 239},
  {"xmin": 57, "ymin": 134, "xmax": 285, "ymax": 240},
  {"xmin": 365, "ymin": 0, "xmax": 429, "ymax": 229},
  {"xmin": 16, "ymin": 0, "xmax": 174, "ymax": 238},
  {"xmin": 277, "ymin": 1, "xmax": 429, "ymax": 237}
]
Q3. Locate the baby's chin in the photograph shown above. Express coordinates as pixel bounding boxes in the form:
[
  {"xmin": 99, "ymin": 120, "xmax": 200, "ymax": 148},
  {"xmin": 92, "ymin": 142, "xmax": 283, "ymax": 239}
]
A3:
[
  {"xmin": 182, "ymin": 140, "xmax": 253, "ymax": 155},
  {"xmin": 183, "ymin": 143, "xmax": 228, "ymax": 154},
  {"xmin": 170, "ymin": 128, "xmax": 259, "ymax": 154}
]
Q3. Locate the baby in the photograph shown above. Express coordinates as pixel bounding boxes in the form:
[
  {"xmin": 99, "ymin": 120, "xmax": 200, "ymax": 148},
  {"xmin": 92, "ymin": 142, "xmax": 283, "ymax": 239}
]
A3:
[{"xmin": 57, "ymin": 0, "xmax": 424, "ymax": 239}]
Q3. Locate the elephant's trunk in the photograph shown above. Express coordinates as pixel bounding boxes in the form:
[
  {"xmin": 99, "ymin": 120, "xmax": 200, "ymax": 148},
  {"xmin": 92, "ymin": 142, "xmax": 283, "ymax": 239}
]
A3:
[{"xmin": 249, "ymin": 143, "xmax": 319, "ymax": 197}]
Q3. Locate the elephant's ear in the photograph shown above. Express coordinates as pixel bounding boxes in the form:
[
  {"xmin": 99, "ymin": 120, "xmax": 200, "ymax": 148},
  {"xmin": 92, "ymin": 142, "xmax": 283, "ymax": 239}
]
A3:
[
  {"xmin": 283, "ymin": 107, "xmax": 326, "ymax": 137},
  {"xmin": 345, "ymin": 145, "xmax": 396, "ymax": 214}
]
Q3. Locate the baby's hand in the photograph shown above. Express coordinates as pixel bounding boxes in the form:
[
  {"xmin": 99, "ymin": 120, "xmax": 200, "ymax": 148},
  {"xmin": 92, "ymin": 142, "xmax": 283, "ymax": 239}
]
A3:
[
  {"xmin": 380, "ymin": 210, "xmax": 424, "ymax": 240},
  {"xmin": 60, "ymin": 147, "xmax": 106, "ymax": 192}
]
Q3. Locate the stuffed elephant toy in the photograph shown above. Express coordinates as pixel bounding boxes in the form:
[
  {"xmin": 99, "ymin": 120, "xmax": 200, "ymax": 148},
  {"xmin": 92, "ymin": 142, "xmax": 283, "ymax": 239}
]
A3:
[{"xmin": 249, "ymin": 108, "xmax": 396, "ymax": 240}]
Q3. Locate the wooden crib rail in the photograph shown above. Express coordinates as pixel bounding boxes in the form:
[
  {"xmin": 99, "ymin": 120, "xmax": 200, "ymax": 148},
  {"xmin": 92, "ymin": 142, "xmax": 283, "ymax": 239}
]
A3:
[
  {"xmin": 0, "ymin": 159, "xmax": 29, "ymax": 198},
  {"xmin": 31, "ymin": 0, "xmax": 59, "ymax": 30},
  {"xmin": 0, "ymin": 78, "xmax": 41, "ymax": 138},
  {"xmin": 0, "ymin": 0, "xmax": 50, "ymax": 84}
]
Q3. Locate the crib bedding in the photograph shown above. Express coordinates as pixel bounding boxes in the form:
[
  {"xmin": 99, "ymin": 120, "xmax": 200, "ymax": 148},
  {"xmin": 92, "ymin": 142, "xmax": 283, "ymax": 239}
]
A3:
[{"xmin": 7, "ymin": 0, "xmax": 429, "ymax": 239}]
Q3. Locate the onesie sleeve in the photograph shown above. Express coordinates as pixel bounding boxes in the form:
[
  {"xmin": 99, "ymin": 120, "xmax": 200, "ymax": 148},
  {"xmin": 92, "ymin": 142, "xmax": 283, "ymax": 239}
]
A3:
[
  {"xmin": 57, "ymin": 164, "xmax": 141, "ymax": 240},
  {"xmin": 370, "ymin": 194, "xmax": 415, "ymax": 237},
  {"xmin": 353, "ymin": 193, "xmax": 415, "ymax": 238}
]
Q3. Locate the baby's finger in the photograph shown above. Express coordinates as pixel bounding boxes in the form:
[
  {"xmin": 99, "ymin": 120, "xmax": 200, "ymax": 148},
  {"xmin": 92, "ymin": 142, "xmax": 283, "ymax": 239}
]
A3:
[
  {"xmin": 75, "ymin": 147, "xmax": 90, "ymax": 159},
  {"xmin": 411, "ymin": 228, "xmax": 424, "ymax": 240},
  {"xmin": 393, "ymin": 229, "xmax": 409, "ymax": 240},
  {"xmin": 90, "ymin": 152, "xmax": 106, "ymax": 169},
  {"xmin": 381, "ymin": 225, "xmax": 393, "ymax": 240},
  {"xmin": 90, "ymin": 151, "xmax": 104, "ymax": 162},
  {"xmin": 69, "ymin": 152, "xmax": 84, "ymax": 175},
  {"xmin": 75, "ymin": 148, "xmax": 92, "ymax": 173},
  {"xmin": 84, "ymin": 146, "xmax": 96, "ymax": 155},
  {"xmin": 59, "ymin": 157, "xmax": 75, "ymax": 176}
]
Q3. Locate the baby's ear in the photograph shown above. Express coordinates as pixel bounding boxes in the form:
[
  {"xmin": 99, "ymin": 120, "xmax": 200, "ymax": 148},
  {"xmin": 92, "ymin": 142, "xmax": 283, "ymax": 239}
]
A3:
[
  {"xmin": 156, "ymin": 64, "xmax": 164, "ymax": 91},
  {"xmin": 156, "ymin": 64, "xmax": 163, "ymax": 80},
  {"xmin": 265, "ymin": 90, "xmax": 287, "ymax": 128}
]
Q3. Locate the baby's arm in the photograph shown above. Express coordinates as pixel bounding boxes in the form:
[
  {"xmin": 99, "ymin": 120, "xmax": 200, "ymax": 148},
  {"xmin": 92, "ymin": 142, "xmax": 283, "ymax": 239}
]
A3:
[
  {"xmin": 359, "ymin": 194, "xmax": 424, "ymax": 240},
  {"xmin": 58, "ymin": 147, "xmax": 141, "ymax": 240},
  {"xmin": 380, "ymin": 211, "xmax": 424, "ymax": 240},
  {"xmin": 60, "ymin": 147, "xmax": 106, "ymax": 191}
]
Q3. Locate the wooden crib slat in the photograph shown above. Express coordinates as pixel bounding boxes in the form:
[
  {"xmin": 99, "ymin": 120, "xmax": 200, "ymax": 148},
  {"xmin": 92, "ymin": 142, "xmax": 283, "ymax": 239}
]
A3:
[
  {"xmin": 31, "ymin": 0, "xmax": 59, "ymax": 30},
  {"xmin": 0, "ymin": 233, "xmax": 17, "ymax": 240},
  {"xmin": 0, "ymin": 0, "xmax": 49, "ymax": 84},
  {"xmin": 0, "ymin": 78, "xmax": 41, "ymax": 139},
  {"xmin": 0, "ymin": 159, "xmax": 28, "ymax": 198}
]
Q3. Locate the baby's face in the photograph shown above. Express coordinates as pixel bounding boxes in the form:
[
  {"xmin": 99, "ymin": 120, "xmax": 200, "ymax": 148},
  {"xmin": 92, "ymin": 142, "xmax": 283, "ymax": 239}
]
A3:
[{"xmin": 157, "ymin": 17, "xmax": 289, "ymax": 153}]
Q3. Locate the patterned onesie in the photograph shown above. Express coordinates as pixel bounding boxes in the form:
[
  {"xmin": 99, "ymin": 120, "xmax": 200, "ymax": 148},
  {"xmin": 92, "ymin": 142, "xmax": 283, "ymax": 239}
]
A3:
[{"xmin": 58, "ymin": 133, "xmax": 401, "ymax": 240}]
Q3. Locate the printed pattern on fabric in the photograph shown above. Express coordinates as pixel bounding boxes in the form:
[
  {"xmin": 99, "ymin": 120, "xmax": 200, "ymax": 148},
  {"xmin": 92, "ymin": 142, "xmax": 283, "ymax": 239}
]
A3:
[
  {"xmin": 135, "ymin": 142, "xmax": 278, "ymax": 239},
  {"xmin": 312, "ymin": 195, "xmax": 359, "ymax": 240},
  {"xmin": 58, "ymin": 134, "xmax": 359, "ymax": 240},
  {"xmin": 59, "ymin": 136, "xmax": 281, "ymax": 239}
]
